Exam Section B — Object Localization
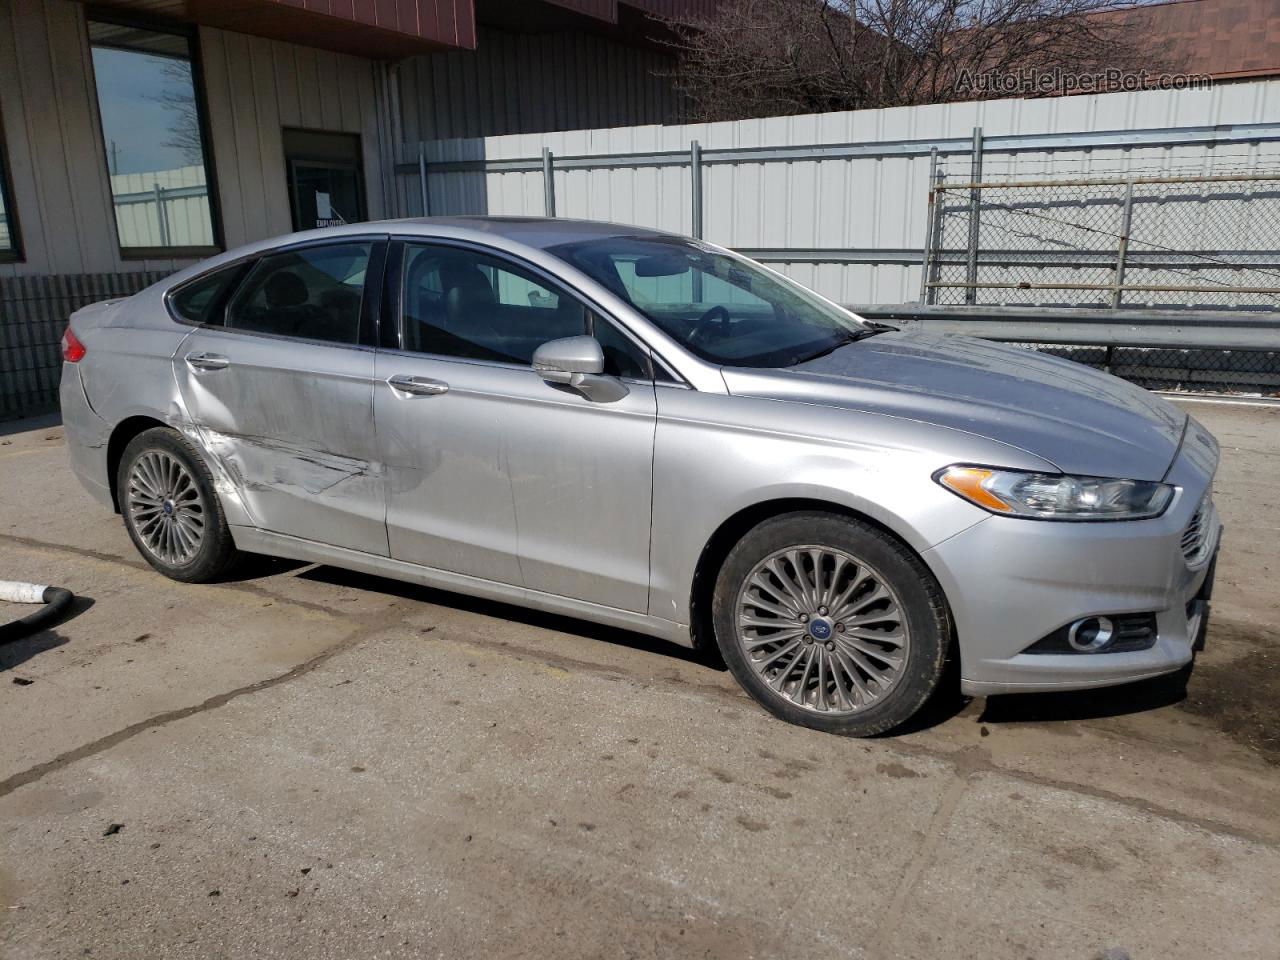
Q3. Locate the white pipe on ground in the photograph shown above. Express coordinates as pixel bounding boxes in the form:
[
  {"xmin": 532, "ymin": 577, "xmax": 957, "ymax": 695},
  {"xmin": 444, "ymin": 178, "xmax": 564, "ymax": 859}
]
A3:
[
  {"xmin": 0, "ymin": 581, "xmax": 52, "ymax": 604},
  {"xmin": 1, "ymin": 580, "xmax": 75, "ymax": 643}
]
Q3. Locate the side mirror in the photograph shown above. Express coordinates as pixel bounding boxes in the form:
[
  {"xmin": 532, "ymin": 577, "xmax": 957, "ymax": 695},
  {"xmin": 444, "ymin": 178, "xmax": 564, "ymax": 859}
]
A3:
[{"xmin": 532, "ymin": 336, "xmax": 629, "ymax": 403}]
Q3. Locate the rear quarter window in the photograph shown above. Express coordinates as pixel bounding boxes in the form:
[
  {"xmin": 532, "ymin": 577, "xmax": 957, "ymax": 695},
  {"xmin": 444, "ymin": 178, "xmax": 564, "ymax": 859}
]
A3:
[{"xmin": 169, "ymin": 264, "xmax": 245, "ymax": 325}]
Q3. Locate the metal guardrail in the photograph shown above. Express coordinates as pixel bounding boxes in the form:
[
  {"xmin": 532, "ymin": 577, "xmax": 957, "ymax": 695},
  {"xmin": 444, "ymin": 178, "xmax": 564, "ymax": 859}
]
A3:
[
  {"xmin": 847, "ymin": 304, "xmax": 1280, "ymax": 395},
  {"xmin": 847, "ymin": 305, "xmax": 1280, "ymax": 350}
]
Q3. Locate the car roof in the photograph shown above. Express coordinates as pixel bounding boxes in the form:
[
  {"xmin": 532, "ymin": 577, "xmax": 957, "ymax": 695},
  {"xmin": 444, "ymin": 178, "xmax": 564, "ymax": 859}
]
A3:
[
  {"xmin": 154, "ymin": 217, "xmax": 689, "ymax": 301},
  {"xmin": 370, "ymin": 216, "xmax": 681, "ymax": 251}
]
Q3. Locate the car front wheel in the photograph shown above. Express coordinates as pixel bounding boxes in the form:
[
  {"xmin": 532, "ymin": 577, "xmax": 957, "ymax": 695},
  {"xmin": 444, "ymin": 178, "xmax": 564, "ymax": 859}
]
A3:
[{"xmin": 712, "ymin": 511, "xmax": 951, "ymax": 736}]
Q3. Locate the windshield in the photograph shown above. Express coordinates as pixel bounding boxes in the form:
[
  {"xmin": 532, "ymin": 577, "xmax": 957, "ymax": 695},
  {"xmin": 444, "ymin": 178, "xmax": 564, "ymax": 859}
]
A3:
[{"xmin": 548, "ymin": 235, "xmax": 870, "ymax": 367}]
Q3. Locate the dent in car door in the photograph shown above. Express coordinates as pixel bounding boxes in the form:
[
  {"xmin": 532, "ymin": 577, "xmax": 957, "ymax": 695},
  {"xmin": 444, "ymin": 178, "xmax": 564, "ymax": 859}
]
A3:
[{"xmin": 174, "ymin": 239, "xmax": 389, "ymax": 556}]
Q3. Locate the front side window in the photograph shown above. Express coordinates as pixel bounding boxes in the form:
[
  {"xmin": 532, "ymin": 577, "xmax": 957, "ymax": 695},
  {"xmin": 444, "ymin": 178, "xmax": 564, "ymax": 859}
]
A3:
[
  {"xmin": 401, "ymin": 244, "xmax": 590, "ymax": 365},
  {"xmin": 550, "ymin": 236, "xmax": 872, "ymax": 368},
  {"xmin": 88, "ymin": 20, "xmax": 218, "ymax": 254},
  {"xmin": 225, "ymin": 243, "xmax": 372, "ymax": 345},
  {"xmin": 400, "ymin": 244, "xmax": 653, "ymax": 379},
  {"xmin": 0, "ymin": 105, "xmax": 19, "ymax": 261}
]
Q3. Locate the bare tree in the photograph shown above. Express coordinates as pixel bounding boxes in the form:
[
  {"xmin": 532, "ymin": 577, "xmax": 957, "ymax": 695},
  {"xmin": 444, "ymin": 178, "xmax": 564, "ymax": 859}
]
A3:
[
  {"xmin": 659, "ymin": 0, "xmax": 1169, "ymax": 122},
  {"xmin": 149, "ymin": 59, "xmax": 204, "ymax": 168}
]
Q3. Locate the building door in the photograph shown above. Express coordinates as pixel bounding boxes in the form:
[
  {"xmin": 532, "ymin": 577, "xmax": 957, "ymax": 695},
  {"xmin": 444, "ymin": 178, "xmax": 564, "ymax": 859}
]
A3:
[{"xmin": 283, "ymin": 129, "xmax": 367, "ymax": 232}]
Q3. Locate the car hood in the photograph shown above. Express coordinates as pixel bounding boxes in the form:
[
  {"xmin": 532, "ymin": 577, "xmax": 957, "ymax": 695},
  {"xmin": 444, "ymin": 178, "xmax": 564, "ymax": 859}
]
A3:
[{"xmin": 720, "ymin": 331, "xmax": 1187, "ymax": 482}]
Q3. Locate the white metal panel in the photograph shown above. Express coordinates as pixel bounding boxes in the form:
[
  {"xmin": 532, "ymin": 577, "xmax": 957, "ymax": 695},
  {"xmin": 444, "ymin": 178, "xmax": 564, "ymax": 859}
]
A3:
[{"xmin": 399, "ymin": 79, "xmax": 1280, "ymax": 306}]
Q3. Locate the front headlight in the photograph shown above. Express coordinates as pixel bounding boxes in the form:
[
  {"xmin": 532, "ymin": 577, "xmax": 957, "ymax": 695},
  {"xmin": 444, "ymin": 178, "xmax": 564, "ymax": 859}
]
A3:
[{"xmin": 934, "ymin": 465, "xmax": 1174, "ymax": 521}]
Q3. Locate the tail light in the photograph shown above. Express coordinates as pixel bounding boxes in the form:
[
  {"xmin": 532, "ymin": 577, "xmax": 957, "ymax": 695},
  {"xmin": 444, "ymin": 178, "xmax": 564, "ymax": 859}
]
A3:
[{"xmin": 62, "ymin": 327, "xmax": 86, "ymax": 363}]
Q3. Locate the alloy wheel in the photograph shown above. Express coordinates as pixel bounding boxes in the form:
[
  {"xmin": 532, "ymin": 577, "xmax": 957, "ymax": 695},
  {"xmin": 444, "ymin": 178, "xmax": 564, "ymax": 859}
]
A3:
[
  {"xmin": 734, "ymin": 545, "xmax": 911, "ymax": 714},
  {"xmin": 126, "ymin": 450, "xmax": 206, "ymax": 566}
]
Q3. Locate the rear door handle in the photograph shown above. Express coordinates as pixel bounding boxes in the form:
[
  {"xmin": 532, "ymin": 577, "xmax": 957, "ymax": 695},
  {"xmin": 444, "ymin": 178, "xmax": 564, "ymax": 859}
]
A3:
[
  {"xmin": 387, "ymin": 374, "xmax": 449, "ymax": 397},
  {"xmin": 185, "ymin": 352, "xmax": 230, "ymax": 372}
]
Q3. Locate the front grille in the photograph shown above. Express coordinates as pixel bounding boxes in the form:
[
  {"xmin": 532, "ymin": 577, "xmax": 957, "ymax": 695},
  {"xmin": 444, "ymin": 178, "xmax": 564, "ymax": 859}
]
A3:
[{"xmin": 1181, "ymin": 497, "xmax": 1213, "ymax": 566}]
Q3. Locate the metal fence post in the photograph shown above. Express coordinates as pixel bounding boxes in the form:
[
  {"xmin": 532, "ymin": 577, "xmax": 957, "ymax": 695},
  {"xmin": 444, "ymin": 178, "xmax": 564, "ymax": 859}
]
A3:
[
  {"xmin": 542, "ymin": 147, "xmax": 556, "ymax": 217},
  {"xmin": 690, "ymin": 140, "xmax": 703, "ymax": 239},
  {"xmin": 919, "ymin": 146, "xmax": 939, "ymax": 304},
  {"xmin": 152, "ymin": 182, "xmax": 170, "ymax": 247},
  {"xmin": 1112, "ymin": 179, "xmax": 1135, "ymax": 309},
  {"xmin": 965, "ymin": 127, "xmax": 983, "ymax": 305},
  {"xmin": 418, "ymin": 143, "xmax": 430, "ymax": 217}
]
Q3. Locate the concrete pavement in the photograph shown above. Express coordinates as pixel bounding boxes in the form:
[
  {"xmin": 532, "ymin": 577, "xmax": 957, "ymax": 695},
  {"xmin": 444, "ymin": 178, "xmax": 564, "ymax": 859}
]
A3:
[{"xmin": 1, "ymin": 400, "xmax": 1278, "ymax": 959}]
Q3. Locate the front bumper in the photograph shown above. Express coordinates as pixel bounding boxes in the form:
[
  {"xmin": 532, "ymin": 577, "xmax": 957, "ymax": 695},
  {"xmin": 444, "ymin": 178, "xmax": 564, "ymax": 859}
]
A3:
[{"xmin": 925, "ymin": 445, "xmax": 1221, "ymax": 696}]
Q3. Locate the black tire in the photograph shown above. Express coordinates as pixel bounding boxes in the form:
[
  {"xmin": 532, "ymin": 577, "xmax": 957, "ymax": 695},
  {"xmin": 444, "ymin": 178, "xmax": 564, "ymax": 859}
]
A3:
[
  {"xmin": 116, "ymin": 427, "xmax": 242, "ymax": 583},
  {"xmin": 712, "ymin": 511, "xmax": 951, "ymax": 736}
]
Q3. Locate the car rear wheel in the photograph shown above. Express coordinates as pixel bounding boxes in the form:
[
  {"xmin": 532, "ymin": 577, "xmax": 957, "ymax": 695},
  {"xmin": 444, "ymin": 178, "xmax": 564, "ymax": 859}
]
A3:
[
  {"xmin": 117, "ymin": 427, "xmax": 241, "ymax": 583},
  {"xmin": 712, "ymin": 511, "xmax": 951, "ymax": 736}
]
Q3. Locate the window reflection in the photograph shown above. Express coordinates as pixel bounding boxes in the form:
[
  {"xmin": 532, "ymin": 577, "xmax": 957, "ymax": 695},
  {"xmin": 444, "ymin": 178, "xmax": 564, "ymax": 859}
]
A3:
[
  {"xmin": 0, "ymin": 111, "xmax": 16, "ymax": 259},
  {"xmin": 89, "ymin": 21, "xmax": 217, "ymax": 252}
]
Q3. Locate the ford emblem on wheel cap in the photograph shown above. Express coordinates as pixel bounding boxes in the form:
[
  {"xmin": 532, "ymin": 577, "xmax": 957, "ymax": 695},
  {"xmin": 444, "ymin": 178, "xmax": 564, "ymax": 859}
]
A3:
[{"xmin": 809, "ymin": 619, "xmax": 833, "ymax": 641}]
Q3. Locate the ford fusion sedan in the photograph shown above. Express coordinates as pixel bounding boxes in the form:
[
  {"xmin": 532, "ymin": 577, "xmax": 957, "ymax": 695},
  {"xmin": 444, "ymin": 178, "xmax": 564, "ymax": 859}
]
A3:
[{"xmin": 59, "ymin": 217, "xmax": 1221, "ymax": 735}]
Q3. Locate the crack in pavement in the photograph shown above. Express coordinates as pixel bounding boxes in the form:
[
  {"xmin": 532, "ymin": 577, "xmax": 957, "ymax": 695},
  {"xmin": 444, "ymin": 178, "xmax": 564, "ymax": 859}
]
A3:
[
  {"xmin": 868, "ymin": 775, "xmax": 971, "ymax": 959},
  {"xmin": 4, "ymin": 532, "xmax": 1277, "ymax": 850},
  {"xmin": 0, "ymin": 600, "xmax": 415, "ymax": 800},
  {"xmin": 0, "ymin": 532, "xmax": 359, "ymax": 620},
  {"xmin": 425, "ymin": 631, "xmax": 1280, "ymax": 850}
]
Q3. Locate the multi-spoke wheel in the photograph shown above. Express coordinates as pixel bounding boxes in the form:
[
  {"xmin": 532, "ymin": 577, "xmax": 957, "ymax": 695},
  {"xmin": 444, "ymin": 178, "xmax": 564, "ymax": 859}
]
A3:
[
  {"xmin": 126, "ymin": 450, "xmax": 206, "ymax": 566},
  {"xmin": 713, "ymin": 512, "xmax": 950, "ymax": 736},
  {"xmin": 736, "ymin": 546, "xmax": 909, "ymax": 714},
  {"xmin": 117, "ymin": 428, "xmax": 241, "ymax": 582}
]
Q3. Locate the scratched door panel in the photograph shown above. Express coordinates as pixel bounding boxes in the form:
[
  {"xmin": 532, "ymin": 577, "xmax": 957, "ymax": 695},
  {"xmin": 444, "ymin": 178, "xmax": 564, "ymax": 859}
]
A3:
[{"xmin": 175, "ymin": 329, "xmax": 387, "ymax": 556}]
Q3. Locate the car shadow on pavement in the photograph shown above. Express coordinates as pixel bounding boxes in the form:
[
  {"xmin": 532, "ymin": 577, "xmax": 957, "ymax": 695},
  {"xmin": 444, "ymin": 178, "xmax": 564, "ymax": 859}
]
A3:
[
  {"xmin": 979, "ymin": 665, "xmax": 1191, "ymax": 725},
  {"xmin": 224, "ymin": 553, "xmax": 311, "ymax": 583},
  {"xmin": 0, "ymin": 412, "xmax": 60, "ymax": 438},
  {"xmin": 298, "ymin": 565, "xmax": 720, "ymax": 669},
  {"xmin": 0, "ymin": 595, "xmax": 95, "ymax": 673}
]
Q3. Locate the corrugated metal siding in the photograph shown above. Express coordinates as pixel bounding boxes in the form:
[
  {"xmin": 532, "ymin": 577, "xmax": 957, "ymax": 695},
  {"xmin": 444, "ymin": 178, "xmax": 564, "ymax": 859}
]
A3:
[
  {"xmin": 539, "ymin": 0, "xmax": 618, "ymax": 19},
  {"xmin": 397, "ymin": 24, "xmax": 684, "ymax": 142},
  {"xmin": 0, "ymin": 271, "xmax": 168, "ymax": 418},
  {"xmin": 0, "ymin": 0, "xmax": 391, "ymax": 279},
  {"xmin": 199, "ymin": 27, "xmax": 391, "ymax": 254},
  {"xmin": 625, "ymin": 0, "xmax": 719, "ymax": 17},
  {"xmin": 398, "ymin": 79, "xmax": 1280, "ymax": 305}
]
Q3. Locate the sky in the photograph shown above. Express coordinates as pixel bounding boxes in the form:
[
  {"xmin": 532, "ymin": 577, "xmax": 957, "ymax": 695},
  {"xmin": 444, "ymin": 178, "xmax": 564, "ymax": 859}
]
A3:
[{"xmin": 91, "ymin": 46, "xmax": 199, "ymax": 177}]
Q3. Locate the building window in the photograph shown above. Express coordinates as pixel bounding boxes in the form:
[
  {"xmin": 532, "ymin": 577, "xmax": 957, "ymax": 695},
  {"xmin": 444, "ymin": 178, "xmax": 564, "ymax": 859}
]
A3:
[
  {"xmin": 88, "ymin": 19, "xmax": 219, "ymax": 255},
  {"xmin": 0, "ymin": 105, "xmax": 20, "ymax": 262}
]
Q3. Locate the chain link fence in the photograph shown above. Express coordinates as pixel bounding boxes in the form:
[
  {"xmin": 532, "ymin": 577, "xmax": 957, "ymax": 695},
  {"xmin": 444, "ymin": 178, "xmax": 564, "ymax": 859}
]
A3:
[{"xmin": 921, "ymin": 168, "xmax": 1280, "ymax": 395}]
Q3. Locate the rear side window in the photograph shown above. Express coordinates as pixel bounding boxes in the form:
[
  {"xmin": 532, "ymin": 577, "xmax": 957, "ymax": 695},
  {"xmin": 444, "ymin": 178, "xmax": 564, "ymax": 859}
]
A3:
[
  {"xmin": 169, "ymin": 265, "xmax": 242, "ymax": 325},
  {"xmin": 225, "ymin": 242, "xmax": 372, "ymax": 345}
]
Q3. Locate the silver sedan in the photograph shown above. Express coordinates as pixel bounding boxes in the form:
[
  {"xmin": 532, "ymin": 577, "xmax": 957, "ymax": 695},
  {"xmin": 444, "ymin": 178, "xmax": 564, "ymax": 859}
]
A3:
[{"xmin": 59, "ymin": 218, "xmax": 1221, "ymax": 735}]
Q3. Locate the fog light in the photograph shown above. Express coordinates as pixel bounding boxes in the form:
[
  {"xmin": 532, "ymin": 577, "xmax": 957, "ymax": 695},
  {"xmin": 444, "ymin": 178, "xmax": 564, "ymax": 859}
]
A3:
[
  {"xmin": 1067, "ymin": 616, "xmax": 1115, "ymax": 652},
  {"xmin": 1024, "ymin": 613, "xmax": 1157, "ymax": 655}
]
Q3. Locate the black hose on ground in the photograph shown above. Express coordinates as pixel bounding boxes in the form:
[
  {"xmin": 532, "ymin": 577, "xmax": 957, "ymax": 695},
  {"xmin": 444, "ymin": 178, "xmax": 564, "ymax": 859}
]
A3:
[{"xmin": 0, "ymin": 583, "xmax": 75, "ymax": 644}]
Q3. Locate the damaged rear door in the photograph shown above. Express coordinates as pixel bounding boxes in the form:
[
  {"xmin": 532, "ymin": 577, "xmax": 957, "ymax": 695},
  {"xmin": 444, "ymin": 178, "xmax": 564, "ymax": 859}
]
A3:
[{"xmin": 174, "ymin": 237, "xmax": 390, "ymax": 556}]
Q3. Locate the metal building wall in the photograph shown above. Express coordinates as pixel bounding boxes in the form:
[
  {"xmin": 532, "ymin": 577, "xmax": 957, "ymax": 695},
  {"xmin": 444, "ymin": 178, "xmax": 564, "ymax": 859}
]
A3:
[
  {"xmin": 396, "ymin": 79, "xmax": 1280, "ymax": 306},
  {"xmin": 396, "ymin": 24, "xmax": 684, "ymax": 142},
  {"xmin": 0, "ymin": 0, "xmax": 391, "ymax": 280}
]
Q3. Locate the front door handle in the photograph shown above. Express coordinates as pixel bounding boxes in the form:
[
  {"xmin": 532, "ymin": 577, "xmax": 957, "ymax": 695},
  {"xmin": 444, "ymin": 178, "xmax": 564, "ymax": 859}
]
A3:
[
  {"xmin": 185, "ymin": 352, "xmax": 230, "ymax": 372},
  {"xmin": 387, "ymin": 374, "xmax": 449, "ymax": 397}
]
